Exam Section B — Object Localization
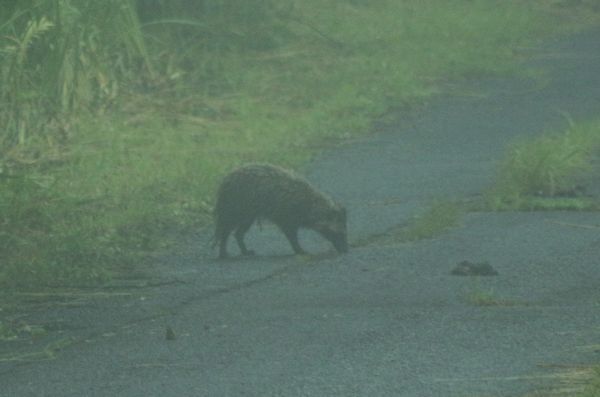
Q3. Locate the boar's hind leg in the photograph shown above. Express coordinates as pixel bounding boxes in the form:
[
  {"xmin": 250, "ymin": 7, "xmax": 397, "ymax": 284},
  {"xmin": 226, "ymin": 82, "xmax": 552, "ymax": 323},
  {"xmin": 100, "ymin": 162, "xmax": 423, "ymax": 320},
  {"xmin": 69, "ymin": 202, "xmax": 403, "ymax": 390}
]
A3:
[
  {"xmin": 217, "ymin": 225, "xmax": 233, "ymax": 259},
  {"xmin": 235, "ymin": 217, "xmax": 256, "ymax": 256},
  {"xmin": 280, "ymin": 225, "xmax": 306, "ymax": 255}
]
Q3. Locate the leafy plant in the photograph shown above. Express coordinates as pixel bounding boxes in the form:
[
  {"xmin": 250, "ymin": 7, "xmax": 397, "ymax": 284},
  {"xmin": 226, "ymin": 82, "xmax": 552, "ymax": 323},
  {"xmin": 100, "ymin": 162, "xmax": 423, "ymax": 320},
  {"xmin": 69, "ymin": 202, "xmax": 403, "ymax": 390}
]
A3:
[{"xmin": 0, "ymin": 0, "xmax": 151, "ymax": 165}]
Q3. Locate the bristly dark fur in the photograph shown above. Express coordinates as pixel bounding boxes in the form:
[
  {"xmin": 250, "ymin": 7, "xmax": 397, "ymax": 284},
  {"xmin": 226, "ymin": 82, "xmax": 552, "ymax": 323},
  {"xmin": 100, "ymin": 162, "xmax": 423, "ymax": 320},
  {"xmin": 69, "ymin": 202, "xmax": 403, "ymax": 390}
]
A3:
[{"xmin": 214, "ymin": 163, "xmax": 348, "ymax": 258}]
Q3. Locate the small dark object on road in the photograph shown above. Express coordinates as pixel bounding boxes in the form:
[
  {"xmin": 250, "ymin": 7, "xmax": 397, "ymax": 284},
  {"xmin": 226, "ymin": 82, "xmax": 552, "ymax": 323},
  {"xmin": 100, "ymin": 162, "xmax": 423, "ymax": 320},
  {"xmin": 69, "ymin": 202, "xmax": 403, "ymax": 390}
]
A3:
[
  {"xmin": 214, "ymin": 163, "xmax": 348, "ymax": 258},
  {"xmin": 165, "ymin": 326, "xmax": 176, "ymax": 341},
  {"xmin": 451, "ymin": 260, "xmax": 498, "ymax": 276}
]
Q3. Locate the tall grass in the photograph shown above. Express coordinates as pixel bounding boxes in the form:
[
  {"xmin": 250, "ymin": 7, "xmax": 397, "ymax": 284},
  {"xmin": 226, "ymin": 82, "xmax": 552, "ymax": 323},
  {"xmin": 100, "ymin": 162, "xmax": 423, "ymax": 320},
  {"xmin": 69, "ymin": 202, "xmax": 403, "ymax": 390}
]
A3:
[{"xmin": 0, "ymin": 0, "xmax": 150, "ymax": 164}]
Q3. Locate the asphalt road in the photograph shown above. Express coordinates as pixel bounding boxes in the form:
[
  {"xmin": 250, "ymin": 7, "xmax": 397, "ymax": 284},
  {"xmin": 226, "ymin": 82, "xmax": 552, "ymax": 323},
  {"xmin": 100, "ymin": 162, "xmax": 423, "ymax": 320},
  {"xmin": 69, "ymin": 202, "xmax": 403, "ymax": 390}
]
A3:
[{"xmin": 2, "ymin": 27, "xmax": 600, "ymax": 397}]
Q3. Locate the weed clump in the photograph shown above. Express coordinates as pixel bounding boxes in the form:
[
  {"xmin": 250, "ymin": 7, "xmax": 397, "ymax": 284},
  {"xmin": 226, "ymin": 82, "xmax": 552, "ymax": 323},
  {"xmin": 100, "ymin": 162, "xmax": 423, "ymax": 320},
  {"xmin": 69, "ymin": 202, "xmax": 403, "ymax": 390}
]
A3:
[{"xmin": 488, "ymin": 121, "xmax": 600, "ymax": 210}]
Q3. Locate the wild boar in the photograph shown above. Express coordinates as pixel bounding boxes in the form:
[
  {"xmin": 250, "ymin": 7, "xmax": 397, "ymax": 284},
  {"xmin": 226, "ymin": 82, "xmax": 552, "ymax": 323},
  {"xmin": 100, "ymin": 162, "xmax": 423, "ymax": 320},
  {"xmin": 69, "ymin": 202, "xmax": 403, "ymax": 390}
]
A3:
[{"xmin": 214, "ymin": 163, "xmax": 348, "ymax": 258}]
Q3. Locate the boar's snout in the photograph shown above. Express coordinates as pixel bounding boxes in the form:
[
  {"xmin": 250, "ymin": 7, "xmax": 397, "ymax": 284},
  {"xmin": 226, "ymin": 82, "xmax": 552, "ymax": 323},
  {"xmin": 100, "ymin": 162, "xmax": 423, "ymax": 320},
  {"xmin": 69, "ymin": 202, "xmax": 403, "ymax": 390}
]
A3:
[
  {"xmin": 313, "ymin": 205, "xmax": 348, "ymax": 254},
  {"xmin": 323, "ymin": 229, "xmax": 348, "ymax": 254}
]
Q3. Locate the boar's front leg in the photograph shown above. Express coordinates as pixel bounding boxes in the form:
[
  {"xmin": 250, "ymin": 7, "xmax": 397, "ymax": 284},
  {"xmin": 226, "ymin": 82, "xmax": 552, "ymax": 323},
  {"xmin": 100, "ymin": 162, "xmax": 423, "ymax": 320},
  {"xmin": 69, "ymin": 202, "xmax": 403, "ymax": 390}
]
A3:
[{"xmin": 280, "ymin": 225, "xmax": 306, "ymax": 255}]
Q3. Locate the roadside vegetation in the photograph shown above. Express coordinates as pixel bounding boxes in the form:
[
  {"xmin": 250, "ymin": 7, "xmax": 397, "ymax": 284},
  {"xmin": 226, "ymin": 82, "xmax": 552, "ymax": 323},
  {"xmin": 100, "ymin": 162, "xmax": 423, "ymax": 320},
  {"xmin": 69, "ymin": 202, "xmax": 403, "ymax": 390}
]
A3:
[
  {"xmin": 463, "ymin": 281, "xmax": 522, "ymax": 307},
  {"xmin": 401, "ymin": 201, "xmax": 463, "ymax": 242},
  {"xmin": 0, "ymin": 0, "xmax": 598, "ymax": 289},
  {"xmin": 524, "ymin": 366, "xmax": 600, "ymax": 396},
  {"xmin": 352, "ymin": 200, "xmax": 463, "ymax": 248},
  {"xmin": 486, "ymin": 119, "xmax": 600, "ymax": 211},
  {"xmin": 578, "ymin": 368, "xmax": 600, "ymax": 397},
  {"xmin": 463, "ymin": 285, "xmax": 504, "ymax": 307}
]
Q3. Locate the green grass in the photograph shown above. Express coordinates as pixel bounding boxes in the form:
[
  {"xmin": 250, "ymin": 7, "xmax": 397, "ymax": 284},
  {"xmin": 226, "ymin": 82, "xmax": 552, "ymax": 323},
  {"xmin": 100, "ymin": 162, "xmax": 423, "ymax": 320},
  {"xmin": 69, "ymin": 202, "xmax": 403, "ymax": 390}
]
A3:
[
  {"xmin": 578, "ymin": 367, "xmax": 600, "ymax": 397},
  {"xmin": 464, "ymin": 286, "xmax": 516, "ymax": 307},
  {"xmin": 486, "ymin": 119, "xmax": 600, "ymax": 211},
  {"xmin": 465, "ymin": 287, "xmax": 501, "ymax": 307},
  {"xmin": 402, "ymin": 201, "xmax": 463, "ymax": 242},
  {"xmin": 0, "ymin": 320, "xmax": 46, "ymax": 342},
  {"xmin": 353, "ymin": 200, "xmax": 463, "ymax": 247},
  {"xmin": 524, "ymin": 366, "xmax": 600, "ymax": 397},
  {"xmin": 0, "ymin": 338, "xmax": 73, "ymax": 363},
  {"xmin": 1, "ymin": 0, "xmax": 595, "ymax": 289},
  {"xmin": 462, "ymin": 279, "xmax": 523, "ymax": 307}
]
